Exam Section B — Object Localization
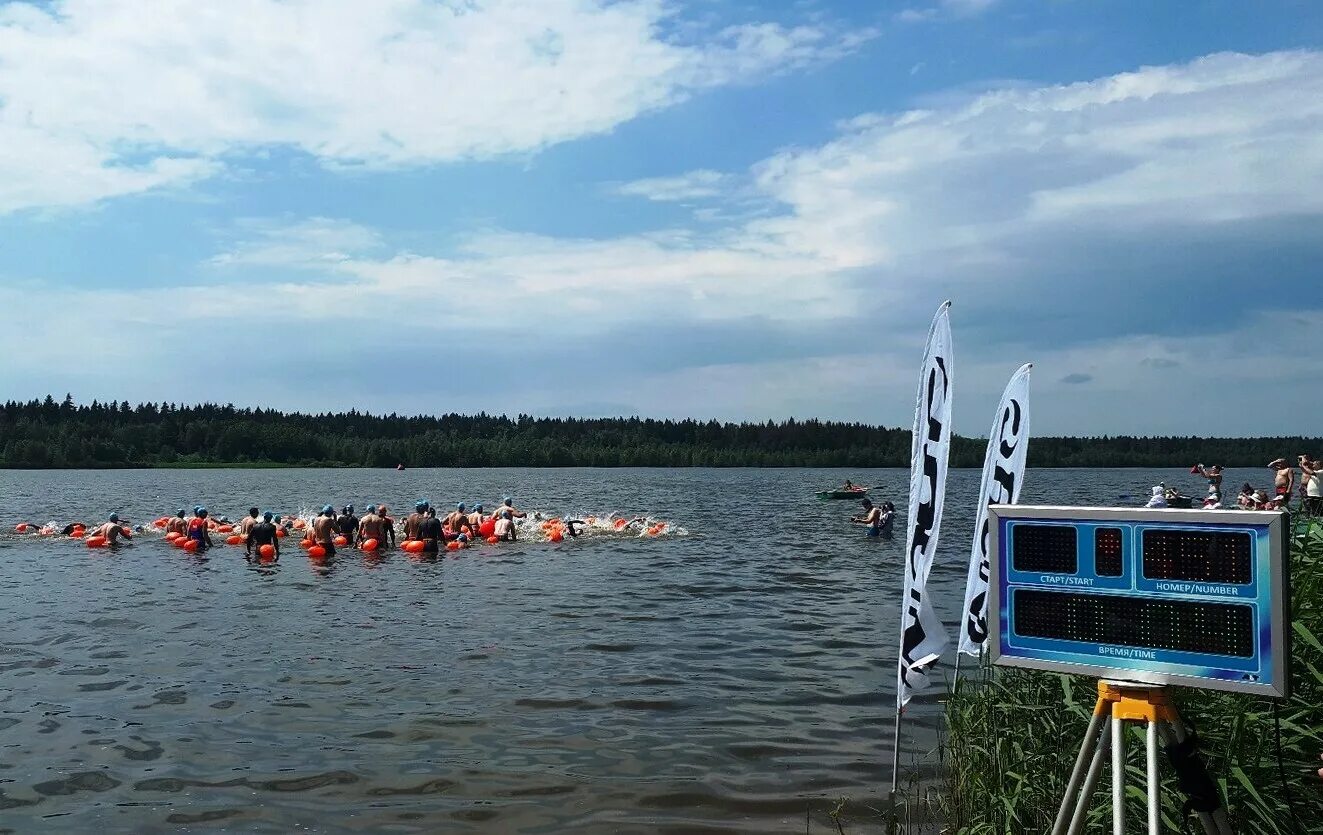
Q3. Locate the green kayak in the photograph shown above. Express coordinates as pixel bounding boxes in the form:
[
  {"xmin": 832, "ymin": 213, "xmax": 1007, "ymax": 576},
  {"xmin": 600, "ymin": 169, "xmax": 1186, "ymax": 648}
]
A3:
[{"xmin": 817, "ymin": 488, "xmax": 869, "ymax": 500}]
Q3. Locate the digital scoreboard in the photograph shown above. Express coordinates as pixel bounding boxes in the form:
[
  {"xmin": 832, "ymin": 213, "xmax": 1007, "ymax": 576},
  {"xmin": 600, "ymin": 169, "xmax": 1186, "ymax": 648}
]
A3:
[{"xmin": 988, "ymin": 506, "xmax": 1290, "ymax": 697}]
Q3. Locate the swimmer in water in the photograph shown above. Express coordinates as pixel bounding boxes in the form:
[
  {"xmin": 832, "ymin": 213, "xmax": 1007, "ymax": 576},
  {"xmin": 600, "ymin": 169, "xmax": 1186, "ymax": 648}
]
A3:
[
  {"xmin": 403, "ymin": 501, "xmax": 427, "ymax": 541},
  {"xmin": 90, "ymin": 513, "xmax": 131, "ymax": 544},
  {"xmin": 188, "ymin": 507, "xmax": 213, "ymax": 551},
  {"xmin": 312, "ymin": 506, "xmax": 337, "ymax": 557},
  {"xmin": 445, "ymin": 503, "xmax": 475, "ymax": 541},
  {"xmin": 418, "ymin": 507, "xmax": 443, "ymax": 553},
  {"xmin": 337, "ymin": 505, "xmax": 359, "ymax": 544},
  {"xmin": 60, "ymin": 522, "xmax": 88, "ymax": 536},
  {"xmin": 238, "ymin": 507, "xmax": 260, "ymax": 539},
  {"xmin": 357, "ymin": 505, "xmax": 387, "ymax": 547},
  {"xmin": 467, "ymin": 504, "xmax": 485, "ymax": 532},
  {"xmin": 246, "ymin": 511, "xmax": 279, "ymax": 561},
  {"xmin": 378, "ymin": 505, "xmax": 396, "ymax": 548},
  {"xmin": 165, "ymin": 509, "xmax": 188, "ymax": 537},
  {"xmin": 564, "ymin": 519, "xmax": 586, "ymax": 537},
  {"xmin": 494, "ymin": 497, "xmax": 526, "ymax": 541}
]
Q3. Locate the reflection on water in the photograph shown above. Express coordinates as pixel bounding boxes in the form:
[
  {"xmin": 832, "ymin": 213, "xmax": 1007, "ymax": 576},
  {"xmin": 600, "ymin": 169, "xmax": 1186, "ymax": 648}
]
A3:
[{"xmin": 0, "ymin": 466, "xmax": 1231, "ymax": 831}]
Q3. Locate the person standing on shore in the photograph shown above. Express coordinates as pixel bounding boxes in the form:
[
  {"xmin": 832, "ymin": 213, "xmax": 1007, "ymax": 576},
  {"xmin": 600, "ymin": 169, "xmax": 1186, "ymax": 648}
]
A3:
[
  {"xmin": 1301, "ymin": 456, "xmax": 1322, "ymax": 516},
  {"xmin": 1270, "ymin": 459, "xmax": 1295, "ymax": 504}
]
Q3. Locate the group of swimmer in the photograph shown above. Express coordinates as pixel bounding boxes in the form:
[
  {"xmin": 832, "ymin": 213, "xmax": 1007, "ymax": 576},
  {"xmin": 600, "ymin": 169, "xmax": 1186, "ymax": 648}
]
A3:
[{"xmin": 13, "ymin": 497, "xmax": 662, "ymax": 560}]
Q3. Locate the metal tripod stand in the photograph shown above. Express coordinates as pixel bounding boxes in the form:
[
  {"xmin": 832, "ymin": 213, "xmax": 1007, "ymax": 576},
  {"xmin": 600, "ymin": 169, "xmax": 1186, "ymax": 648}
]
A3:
[{"xmin": 1051, "ymin": 681, "xmax": 1232, "ymax": 835}]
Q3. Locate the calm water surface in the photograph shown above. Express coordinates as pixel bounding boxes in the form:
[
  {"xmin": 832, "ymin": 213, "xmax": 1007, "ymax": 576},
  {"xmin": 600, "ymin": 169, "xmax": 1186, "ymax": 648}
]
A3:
[{"xmin": 0, "ymin": 466, "xmax": 1252, "ymax": 832}]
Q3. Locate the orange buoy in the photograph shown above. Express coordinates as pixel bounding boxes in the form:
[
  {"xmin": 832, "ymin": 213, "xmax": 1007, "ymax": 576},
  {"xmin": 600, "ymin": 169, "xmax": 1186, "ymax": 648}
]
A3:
[
  {"xmin": 479, "ymin": 519, "xmax": 496, "ymax": 538},
  {"xmin": 333, "ymin": 535, "xmax": 348, "ymax": 547},
  {"xmin": 275, "ymin": 528, "xmax": 287, "ymax": 538},
  {"xmin": 408, "ymin": 540, "xmax": 426, "ymax": 553},
  {"xmin": 226, "ymin": 535, "xmax": 242, "ymax": 545},
  {"xmin": 486, "ymin": 535, "xmax": 499, "ymax": 544},
  {"xmin": 217, "ymin": 525, "xmax": 233, "ymax": 534},
  {"xmin": 299, "ymin": 538, "xmax": 313, "ymax": 550},
  {"xmin": 121, "ymin": 526, "xmax": 132, "ymax": 537},
  {"xmin": 182, "ymin": 539, "xmax": 199, "ymax": 553},
  {"xmin": 548, "ymin": 530, "xmax": 564, "ymax": 543},
  {"xmin": 613, "ymin": 519, "xmax": 627, "ymax": 530},
  {"xmin": 153, "ymin": 519, "xmax": 167, "ymax": 528},
  {"xmin": 14, "ymin": 523, "xmax": 29, "ymax": 533},
  {"xmin": 165, "ymin": 531, "xmax": 181, "ymax": 541},
  {"xmin": 86, "ymin": 536, "xmax": 108, "ymax": 548},
  {"xmin": 258, "ymin": 544, "xmax": 276, "ymax": 559},
  {"xmin": 70, "ymin": 527, "xmax": 85, "ymax": 538},
  {"xmin": 361, "ymin": 538, "xmax": 379, "ymax": 552},
  {"xmin": 308, "ymin": 545, "xmax": 327, "ymax": 559}
]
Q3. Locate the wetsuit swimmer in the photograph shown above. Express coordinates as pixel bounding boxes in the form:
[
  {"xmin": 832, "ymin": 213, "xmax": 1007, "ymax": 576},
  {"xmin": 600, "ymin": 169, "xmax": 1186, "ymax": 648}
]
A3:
[
  {"xmin": 418, "ymin": 508, "xmax": 443, "ymax": 553},
  {"xmin": 445, "ymin": 504, "xmax": 474, "ymax": 541},
  {"xmin": 60, "ymin": 522, "xmax": 88, "ymax": 536},
  {"xmin": 403, "ymin": 501, "xmax": 427, "ymax": 542},
  {"xmin": 238, "ymin": 508, "xmax": 260, "ymax": 539},
  {"xmin": 378, "ymin": 505, "xmax": 396, "ymax": 547},
  {"xmin": 358, "ymin": 505, "xmax": 388, "ymax": 546},
  {"xmin": 91, "ymin": 513, "xmax": 131, "ymax": 544},
  {"xmin": 246, "ymin": 512, "xmax": 279, "ymax": 561},
  {"xmin": 337, "ymin": 505, "xmax": 359, "ymax": 542},
  {"xmin": 188, "ymin": 508, "xmax": 213, "ymax": 551},
  {"xmin": 166, "ymin": 509, "xmax": 187, "ymax": 537},
  {"xmin": 564, "ymin": 519, "xmax": 585, "ymax": 538},
  {"xmin": 312, "ymin": 506, "xmax": 337, "ymax": 557}
]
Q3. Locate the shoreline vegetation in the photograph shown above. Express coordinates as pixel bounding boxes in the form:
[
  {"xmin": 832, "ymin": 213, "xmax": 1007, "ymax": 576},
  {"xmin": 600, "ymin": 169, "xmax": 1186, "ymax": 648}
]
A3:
[{"xmin": 3, "ymin": 396, "xmax": 1321, "ymax": 470}]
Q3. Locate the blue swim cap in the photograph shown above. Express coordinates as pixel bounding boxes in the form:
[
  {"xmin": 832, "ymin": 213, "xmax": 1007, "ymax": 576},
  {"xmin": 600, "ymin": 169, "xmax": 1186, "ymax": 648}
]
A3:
[
  {"xmin": 193, "ymin": 505, "xmax": 202, "ymax": 513},
  {"xmin": 502, "ymin": 497, "xmax": 512, "ymax": 505},
  {"xmin": 415, "ymin": 500, "xmax": 426, "ymax": 511},
  {"xmin": 366, "ymin": 504, "xmax": 377, "ymax": 513},
  {"xmin": 263, "ymin": 511, "xmax": 273, "ymax": 520},
  {"xmin": 322, "ymin": 505, "xmax": 333, "ymax": 514},
  {"xmin": 109, "ymin": 512, "xmax": 119, "ymax": 522},
  {"xmin": 457, "ymin": 502, "xmax": 466, "ymax": 510},
  {"xmin": 474, "ymin": 503, "xmax": 483, "ymax": 511},
  {"xmin": 197, "ymin": 507, "xmax": 207, "ymax": 515}
]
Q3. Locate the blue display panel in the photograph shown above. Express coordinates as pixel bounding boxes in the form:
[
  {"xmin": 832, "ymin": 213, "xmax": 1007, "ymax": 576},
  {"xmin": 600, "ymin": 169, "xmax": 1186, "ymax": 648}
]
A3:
[{"xmin": 988, "ymin": 506, "xmax": 1289, "ymax": 697}]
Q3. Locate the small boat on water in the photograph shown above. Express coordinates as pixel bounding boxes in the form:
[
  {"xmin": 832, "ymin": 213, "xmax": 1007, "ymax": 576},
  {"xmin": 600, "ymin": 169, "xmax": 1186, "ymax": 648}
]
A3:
[{"xmin": 817, "ymin": 487, "xmax": 869, "ymax": 501}]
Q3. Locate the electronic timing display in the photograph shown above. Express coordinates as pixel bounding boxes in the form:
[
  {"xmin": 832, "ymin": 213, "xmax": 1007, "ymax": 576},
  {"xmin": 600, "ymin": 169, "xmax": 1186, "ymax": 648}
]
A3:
[{"xmin": 988, "ymin": 506, "xmax": 1289, "ymax": 697}]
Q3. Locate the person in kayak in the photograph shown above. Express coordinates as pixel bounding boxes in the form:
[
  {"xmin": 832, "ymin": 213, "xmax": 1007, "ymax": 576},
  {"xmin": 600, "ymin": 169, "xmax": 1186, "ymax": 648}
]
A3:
[
  {"xmin": 337, "ymin": 505, "xmax": 359, "ymax": 543},
  {"xmin": 90, "ymin": 513, "xmax": 131, "ymax": 544},
  {"xmin": 246, "ymin": 511, "xmax": 279, "ymax": 561},
  {"xmin": 418, "ymin": 507, "xmax": 443, "ymax": 553},
  {"xmin": 188, "ymin": 507, "xmax": 214, "ymax": 551},
  {"xmin": 311, "ymin": 506, "xmax": 337, "ymax": 557}
]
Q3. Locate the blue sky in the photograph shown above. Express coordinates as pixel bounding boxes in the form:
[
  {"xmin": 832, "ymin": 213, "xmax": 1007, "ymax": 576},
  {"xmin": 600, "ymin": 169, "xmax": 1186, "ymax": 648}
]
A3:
[{"xmin": 1, "ymin": 0, "xmax": 1321, "ymax": 436}]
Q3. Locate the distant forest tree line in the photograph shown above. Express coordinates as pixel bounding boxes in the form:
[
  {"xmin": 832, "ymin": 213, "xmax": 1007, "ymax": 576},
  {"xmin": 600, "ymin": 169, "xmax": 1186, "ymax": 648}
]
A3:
[{"xmin": 0, "ymin": 395, "xmax": 1317, "ymax": 469}]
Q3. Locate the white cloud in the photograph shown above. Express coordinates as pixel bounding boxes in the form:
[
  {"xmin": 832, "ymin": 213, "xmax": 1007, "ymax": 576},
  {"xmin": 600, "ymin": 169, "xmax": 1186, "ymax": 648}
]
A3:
[
  {"xmin": 615, "ymin": 170, "xmax": 731, "ymax": 201},
  {"xmin": 4, "ymin": 49, "xmax": 1323, "ymax": 433},
  {"xmin": 0, "ymin": 0, "xmax": 863, "ymax": 214},
  {"xmin": 897, "ymin": 0, "xmax": 998, "ymax": 23}
]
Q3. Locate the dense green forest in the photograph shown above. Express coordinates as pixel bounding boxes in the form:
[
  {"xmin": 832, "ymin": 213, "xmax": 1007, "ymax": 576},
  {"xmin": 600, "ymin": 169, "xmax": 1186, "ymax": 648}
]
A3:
[{"xmin": 0, "ymin": 395, "xmax": 1317, "ymax": 469}]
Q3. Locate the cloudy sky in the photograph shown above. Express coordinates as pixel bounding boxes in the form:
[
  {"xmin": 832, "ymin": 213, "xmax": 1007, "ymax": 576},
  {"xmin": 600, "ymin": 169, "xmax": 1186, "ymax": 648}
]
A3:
[{"xmin": 1, "ymin": 0, "xmax": 1320, "ymax": 436}]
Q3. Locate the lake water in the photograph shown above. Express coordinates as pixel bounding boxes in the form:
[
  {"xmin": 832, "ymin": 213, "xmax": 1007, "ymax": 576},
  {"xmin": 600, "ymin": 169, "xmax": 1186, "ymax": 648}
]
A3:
[{"xmin": 0, "ymin": 466, "xmax": 1266, "ymax": 832}]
